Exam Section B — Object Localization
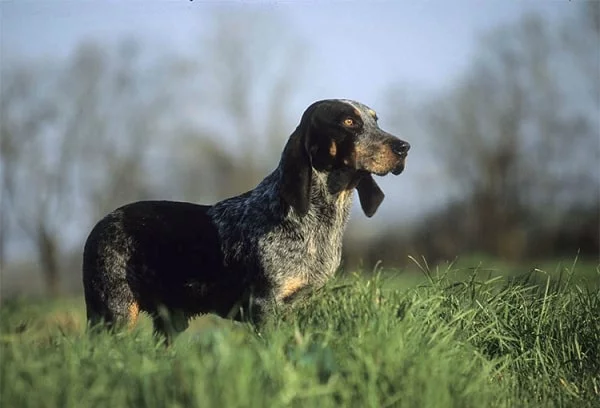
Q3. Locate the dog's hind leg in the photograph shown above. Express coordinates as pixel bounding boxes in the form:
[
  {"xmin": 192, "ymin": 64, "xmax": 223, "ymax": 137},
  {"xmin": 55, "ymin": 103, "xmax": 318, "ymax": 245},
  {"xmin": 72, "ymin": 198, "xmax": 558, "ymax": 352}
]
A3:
[
  {"xmin": 125, "ymin": 301, "xmax": 140, "ymax": 330},
  {"xmin": 152, "ymin": 306, "xmax": 189, "ymax": 345},
  {"xmin": 84, "ymin": 284, "xmax": 112, "ymax": 331},
  {"xmin": 84, "ymin": 281, "xmax": 139, "ymax": 332}
]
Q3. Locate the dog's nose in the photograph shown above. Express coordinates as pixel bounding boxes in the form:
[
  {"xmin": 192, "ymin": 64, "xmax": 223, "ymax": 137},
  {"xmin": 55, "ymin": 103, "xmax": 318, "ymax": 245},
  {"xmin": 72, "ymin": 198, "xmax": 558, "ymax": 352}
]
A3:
[{"xmin": 391, "ymin": 140, "xmax": 410, "ymax": 155}]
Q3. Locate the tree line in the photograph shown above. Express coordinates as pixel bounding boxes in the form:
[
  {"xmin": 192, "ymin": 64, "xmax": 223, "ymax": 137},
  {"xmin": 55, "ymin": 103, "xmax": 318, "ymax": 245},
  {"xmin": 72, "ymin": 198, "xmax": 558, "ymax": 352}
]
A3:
[{"xmin": 1, "ymin": 4, "xmax": 598, "ymax": 297}]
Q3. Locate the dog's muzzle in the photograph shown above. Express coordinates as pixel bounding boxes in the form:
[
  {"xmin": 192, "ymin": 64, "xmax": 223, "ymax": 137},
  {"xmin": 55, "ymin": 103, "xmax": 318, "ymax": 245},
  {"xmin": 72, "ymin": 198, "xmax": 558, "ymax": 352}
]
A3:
[{"xmin": 391, "ymin": 139, "xmax": 410, "ymax": 175}]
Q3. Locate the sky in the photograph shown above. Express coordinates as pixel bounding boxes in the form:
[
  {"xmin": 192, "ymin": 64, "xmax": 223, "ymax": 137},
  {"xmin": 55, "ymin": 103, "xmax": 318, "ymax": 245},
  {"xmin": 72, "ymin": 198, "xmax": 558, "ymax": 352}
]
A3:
[
  {"xmin": 0, "ymin": 0, "xmax": 577, "ymax": 247},
  {"xmin": 2, "ymin": 1, "xmax": 570, "ymax": 99}
]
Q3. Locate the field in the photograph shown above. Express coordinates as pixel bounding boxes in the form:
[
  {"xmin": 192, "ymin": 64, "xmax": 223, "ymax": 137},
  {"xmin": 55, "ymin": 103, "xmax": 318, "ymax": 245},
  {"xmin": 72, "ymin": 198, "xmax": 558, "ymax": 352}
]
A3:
[{"xmin": 1, "ymin": 257, "xmax": 599, "ymax": 407}]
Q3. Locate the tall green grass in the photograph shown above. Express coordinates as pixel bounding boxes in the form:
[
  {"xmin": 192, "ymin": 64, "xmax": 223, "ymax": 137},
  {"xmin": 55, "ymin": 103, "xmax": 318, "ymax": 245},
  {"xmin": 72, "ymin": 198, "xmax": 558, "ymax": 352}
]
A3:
[{"xmin": 1, "ymin": 260, "xmax": 599, "ymax": 407}]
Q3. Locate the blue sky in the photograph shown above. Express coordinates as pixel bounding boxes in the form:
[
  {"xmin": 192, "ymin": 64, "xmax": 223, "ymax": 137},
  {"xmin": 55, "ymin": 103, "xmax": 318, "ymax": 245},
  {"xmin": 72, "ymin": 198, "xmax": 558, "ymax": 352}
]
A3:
[
  {"xmin": 0, "ymin": 0, "xmax": 576, "ymax": 232},
  {"xmin": 2, "ymin": 1, "xmax": 570, "ymax": 101}
]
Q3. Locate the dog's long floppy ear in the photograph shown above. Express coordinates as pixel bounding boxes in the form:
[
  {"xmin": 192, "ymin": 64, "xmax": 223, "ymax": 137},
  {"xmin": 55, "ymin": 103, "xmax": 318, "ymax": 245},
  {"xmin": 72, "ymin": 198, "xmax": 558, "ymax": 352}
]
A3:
[
  {"xmin": 280, "ymin": 128, "xmax": 312, "ymax": 216},
  {"xmin": 356, "ymin": 174, "xmax": 384, "ymax": 217}
]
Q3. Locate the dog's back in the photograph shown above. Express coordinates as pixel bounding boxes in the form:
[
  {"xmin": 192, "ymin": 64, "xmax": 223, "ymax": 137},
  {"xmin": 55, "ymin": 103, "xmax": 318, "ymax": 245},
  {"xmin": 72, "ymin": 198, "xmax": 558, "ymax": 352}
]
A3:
[{"xmin": 83, "ymin": 200, "xmax": 245, "ymax": 331}]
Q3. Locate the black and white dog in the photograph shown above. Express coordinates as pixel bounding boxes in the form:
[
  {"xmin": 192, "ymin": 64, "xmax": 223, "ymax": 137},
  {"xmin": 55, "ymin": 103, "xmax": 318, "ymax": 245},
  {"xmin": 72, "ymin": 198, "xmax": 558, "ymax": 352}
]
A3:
[{"xmin": 82, "ymin": 99, "xmax": 410, "ymax": 340}]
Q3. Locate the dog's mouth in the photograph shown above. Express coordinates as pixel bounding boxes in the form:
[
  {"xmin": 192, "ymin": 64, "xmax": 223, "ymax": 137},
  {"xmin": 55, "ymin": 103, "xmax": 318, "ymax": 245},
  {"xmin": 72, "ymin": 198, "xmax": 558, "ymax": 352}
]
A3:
[
  {"xmin": 355, "ymin": 149, "xmax": 408, "ymax": 177},
  {"xmin": 391, "ymin": 155, "xmax": 407, "ymax": 175},
  {"xmin": 391, "ymin": 165, "xmax": 404, "ymax": 176},
  {"xmin": 367, "ymin": 156, "xmax": 406, "ymax": 177}
]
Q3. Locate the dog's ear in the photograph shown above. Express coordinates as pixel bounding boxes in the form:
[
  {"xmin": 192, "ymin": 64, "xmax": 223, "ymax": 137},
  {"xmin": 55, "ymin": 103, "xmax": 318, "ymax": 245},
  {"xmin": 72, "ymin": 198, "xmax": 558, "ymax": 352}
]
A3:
[
  {"xmin": 356, "ymin": 174, "xmax": 384, "ymax": 217},
  {"xmin": 280, "ymin": 128, "xmax": 312, "ymax": 216}
]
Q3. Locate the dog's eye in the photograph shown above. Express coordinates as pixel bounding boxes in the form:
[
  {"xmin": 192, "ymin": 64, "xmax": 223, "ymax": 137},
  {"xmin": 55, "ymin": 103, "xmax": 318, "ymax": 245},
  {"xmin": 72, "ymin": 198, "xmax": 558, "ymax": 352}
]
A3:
[{"xmin": 343, "ymin": 118, "xmax": 356, "ymax": 127}]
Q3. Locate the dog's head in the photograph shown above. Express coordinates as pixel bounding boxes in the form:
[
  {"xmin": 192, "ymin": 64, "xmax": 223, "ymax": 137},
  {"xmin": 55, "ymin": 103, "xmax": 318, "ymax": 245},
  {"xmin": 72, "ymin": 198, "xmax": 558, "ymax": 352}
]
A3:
[{"xmin": 280, "ymin": 99, "xmax": 410, "ymax": 217}]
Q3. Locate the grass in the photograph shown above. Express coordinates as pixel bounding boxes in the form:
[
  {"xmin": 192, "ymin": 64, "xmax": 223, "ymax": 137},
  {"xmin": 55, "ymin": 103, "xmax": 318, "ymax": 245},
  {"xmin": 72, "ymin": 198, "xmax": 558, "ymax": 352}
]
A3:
[{"xmin": 1, "ymin": 258, "xmax": 599, "ymax": 407}]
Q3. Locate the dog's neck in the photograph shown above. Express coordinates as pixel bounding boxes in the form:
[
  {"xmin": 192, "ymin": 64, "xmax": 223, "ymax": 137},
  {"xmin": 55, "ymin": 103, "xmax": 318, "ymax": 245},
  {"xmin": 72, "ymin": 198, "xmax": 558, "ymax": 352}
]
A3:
[
  {"xmin": 275, "ymin": 163, "xmax": 355, "ymax": 221},
  {"xmin": 214, "ymin": 160, "xmax": 357, "ymax": 223},
  {"xmin": 235, "ymin": 164, "xmax": 356, "ymax": 239},
  {"xmin": 208, "ymin": 164, "xmax": 353, "ymax": 286}
]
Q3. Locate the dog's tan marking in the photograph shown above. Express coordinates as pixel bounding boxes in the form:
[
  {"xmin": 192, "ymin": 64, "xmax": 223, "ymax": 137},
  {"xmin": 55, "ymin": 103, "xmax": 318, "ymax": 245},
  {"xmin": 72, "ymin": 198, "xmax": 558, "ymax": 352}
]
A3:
[
  {"xmin": 353, "ymin": 108, "xmax": 361, "ymax": 116},
  {"xmin": 355, "ymin": 143, "xmax": 398, "ymax": 175},
  {"xmin": 336, "ymin": 188, "xmax": 353, "ymax": 213},
  {"xmin": 329, "ymin": 140, "xmax": 337, "ymax": 157},
  {"xmin": 368, "ymin": 109, "xmax": 377, "ymax": 119},
  {"xmin": 337, "ymin": 188, "xmax": 353, "ymax": 205},
  {"xmin": 128, "ymin": 301, "xmax": 140, "ymax": 329},
  {"xmin": 278, "ymin": 277, "xmax": 307, "ymax": 302},
  {"xmin": 354, "ymin": 143, "xmax": 368, "ymax": 159}
]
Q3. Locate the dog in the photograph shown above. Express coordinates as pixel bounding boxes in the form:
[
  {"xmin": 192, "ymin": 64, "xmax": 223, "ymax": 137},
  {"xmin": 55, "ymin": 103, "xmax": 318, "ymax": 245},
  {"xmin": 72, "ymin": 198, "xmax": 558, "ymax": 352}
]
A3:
[{"xmin": 82, "ymin": 99, "xmax": 410, "ymax": 341}]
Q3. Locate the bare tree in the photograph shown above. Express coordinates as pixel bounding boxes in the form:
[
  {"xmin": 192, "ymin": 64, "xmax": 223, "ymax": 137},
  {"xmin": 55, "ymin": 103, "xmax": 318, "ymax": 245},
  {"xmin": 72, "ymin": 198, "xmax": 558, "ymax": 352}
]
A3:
[
  {"xmin": 166, "ymin": 11, "xmax": 309, "ymax": 202},
  {"xmin": 1, "ymin": 12, "xmax": 308, "ymax": 297},
  {"xmin": 1, "ymin": 64, "xmax": 63, "ymax": 294},
  {"xmin": 0, "ymin": 39, "xmax": 183, "ymax": 295},
  {"xmin": 67, "ymin": 40, "xmax": 181, "ymax": 220},
  {"xmin": 391, "ymin": 4, "xmax": 599, "ymax": 259}
]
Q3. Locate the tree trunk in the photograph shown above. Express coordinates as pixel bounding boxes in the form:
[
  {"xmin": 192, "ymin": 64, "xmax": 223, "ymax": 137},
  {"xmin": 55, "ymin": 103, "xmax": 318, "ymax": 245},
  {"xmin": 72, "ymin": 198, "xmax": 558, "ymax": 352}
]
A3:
[{"xmin": 38, "ymin": 227, "xmax": 60, "ymax": 297}]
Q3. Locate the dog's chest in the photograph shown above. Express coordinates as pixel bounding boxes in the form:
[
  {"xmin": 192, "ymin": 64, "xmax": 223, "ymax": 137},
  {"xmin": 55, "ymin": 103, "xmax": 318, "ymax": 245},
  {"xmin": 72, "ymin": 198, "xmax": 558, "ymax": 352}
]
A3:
[
  {"xmin": 208, "ymin": 181, "xmax": 353, "ymax": 292},
  {"xmin": 256, "ymin": 198, "xmax": 351, "ymax": 287}
]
